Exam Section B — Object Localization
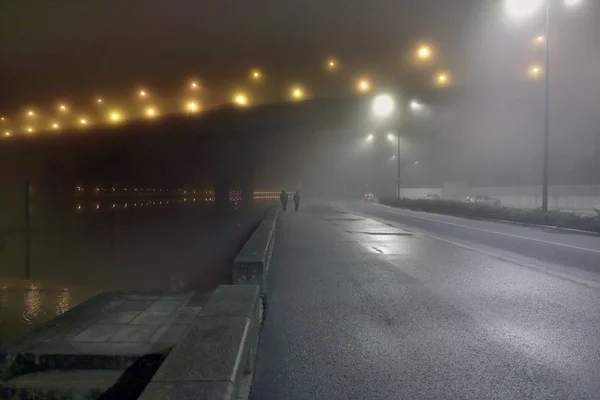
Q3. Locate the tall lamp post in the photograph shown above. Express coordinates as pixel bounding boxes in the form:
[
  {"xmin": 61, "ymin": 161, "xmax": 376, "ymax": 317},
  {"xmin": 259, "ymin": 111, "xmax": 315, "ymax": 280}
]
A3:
[
  {"xmin": 504, "ymin": 0, "xmax": 583, "ymax": 212},
  {"xmin": 371, "ymin": 94, "xmax": 400, "ymax": 198}
]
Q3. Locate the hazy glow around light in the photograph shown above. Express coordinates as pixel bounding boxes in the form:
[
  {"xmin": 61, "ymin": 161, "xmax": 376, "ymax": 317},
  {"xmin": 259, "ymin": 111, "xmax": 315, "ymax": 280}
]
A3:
[
  {"xmin": 59, "ymin": 104, "xmax": 68, "ymax": 112},
  {"xmin": 534, "ymin": 35, "xmax": 546, "ymax": 45},
  {"xmin": 27, "ymin": 110, "xmax": 35, "ymax": 117},
  {"xmin": 109, "ymin": 111, "xmax": 122, "ymax": 123},
  {"xmin": 51, "ymin": 122, "xmax": 60, "ymax": 130},
  {"xmin": 416, "ymin": 45, "xmax": 432, "ymax": 60},
  {"xmin": 365, "ymin": 133, "xmax": 374, "ymax": 142},
  {"xmin": 79, "ymin": 118, "xmax": 88, "ymax": 126},
  {"xmin": 187, "ymin": 101, "xmax": 199, "ymax": 113},
  {"xmin": 290, "ymin": 86, "xmax": 305, "ymax": 101},
  {"xmin": 234, "ymin": 93, "xmax": 249, "ymax": 106},
  {"xmin": 434, "ymin": 71, "xmax": 451, "ymax": 87},
  {"xmin": 96, "ymin": 97, "xmax": 103, "ymax": 104},
  {"xmin": 139, "ymin": 89, "xmax": 147, "ymax": 98},
  {"xmin": 410, "ymin": 100, "xmax": 423, "ymax": 111},
  {"xmin": 372, "ymin": 94, "xmax": 395, "ymax": 118},
  {"xmin": 387, "ymin": 133, "xmax": 395, "ymax": 141},
  {"xmin": 250, "ymin": 69, "xmax": 262, "ymax": 81},
  {"xmin": 528, "ymin": 64, "xmax": 543, "ymax": 78},
  {"xmin": 26, "ymin": 127, "xmax": 34, "ymax": 133},
  {"xmin": 504, "ymin": 0, "xmax": 545, "ymax": 20},
  {"xmin": 357, "ymin": 78, "xmax": 371, "ymax": 93},
  {"xmin": 145, "ymin": 106, "xmax": 158, "ymax": 118},
  {"xmin": 326, "ymin": 57, "xmax": 338, "ymax": 71},
  {"xmin": 564, "ymin": 0, "xmax": 582, "ymax": 6},
  {"xmin": 4, "ymin": 131, "xmax": 10, "ymax": 137}
]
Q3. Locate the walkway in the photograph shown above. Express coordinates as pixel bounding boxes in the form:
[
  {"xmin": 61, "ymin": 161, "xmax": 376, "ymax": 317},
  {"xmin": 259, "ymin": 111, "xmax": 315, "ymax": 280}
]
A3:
[{"xmin": 250, "ymin": 200, "xmax": 600, "ymax": 400}]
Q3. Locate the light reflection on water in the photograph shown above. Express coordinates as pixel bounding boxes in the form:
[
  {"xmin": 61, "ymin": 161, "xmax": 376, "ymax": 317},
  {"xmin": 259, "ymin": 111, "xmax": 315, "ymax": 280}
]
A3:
[{"xmin": 0, "ymin": 280, "xmax": 97, "ymax": 344}]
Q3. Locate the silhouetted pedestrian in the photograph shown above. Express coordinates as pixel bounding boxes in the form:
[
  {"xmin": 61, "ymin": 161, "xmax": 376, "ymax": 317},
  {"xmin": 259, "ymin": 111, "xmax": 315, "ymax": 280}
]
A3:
[
  {"xmin": 293, "ymin": 191, "xmax": 300, "ymax": 212},
  {"xmin": 280, "ymin": 190, "xmax": 288, "ymax": 211}
]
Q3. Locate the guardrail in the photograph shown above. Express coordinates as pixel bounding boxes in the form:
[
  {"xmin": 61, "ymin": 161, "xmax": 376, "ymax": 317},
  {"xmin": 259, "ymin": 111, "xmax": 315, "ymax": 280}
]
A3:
[
  {"xmin": 139, "ymin": 205, "xmax": 279, "ymax": 400},
  {"xmin": 0, "ymin": 205, "xmax": 280, "ymax": 400},
  {"xmin": 139, "ymin": 284, "xmax": 260, "ymax": 400},
  {"xmin": 232, "ymin": 206, "xmax": 278, "ymax": 295}
]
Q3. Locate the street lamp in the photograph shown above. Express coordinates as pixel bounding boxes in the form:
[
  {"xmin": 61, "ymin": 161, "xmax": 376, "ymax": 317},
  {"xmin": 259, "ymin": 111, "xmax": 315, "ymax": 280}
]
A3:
[
  {"xmin": 145, "ymin": 106, "xmax": 158, "ymax": 118},
  {"xmin": 325, "ymin": 57, "xmax": 338, "ymax": 71},
  {"xmin": 233, "ymin": 92, "xmax": 250, "ymax": 107},
  {"xmin": 357, "ymin": 78, "xmax": 372, "ymax": 94},
  {"xmin": 290, "ymin": 86, "xmax": 305, "ymax": 101},
  {"xmin": 434, "ymin": 71, "xmax": 451, "ymax": 87},
  {"xmin": 109, "ymin": 111, "xmax": 122, "ymax": 123},
  {"xmin": 504, "ymin": 0, "xmax": 583, "ymax": 212},
  {"xmin": 250, "ymin": 69, "xmax": 262, "ymax": 81},
  {"xmin": 410, "ymin": 99, "xmax": 424, "ymax": 111},
  {"xmin": 372, "ymin": 93, "xmax": 395, "ymax": 118},
  {"xmin": 371, "ymin": 94, "xmax": 401, "ymax": 198}
]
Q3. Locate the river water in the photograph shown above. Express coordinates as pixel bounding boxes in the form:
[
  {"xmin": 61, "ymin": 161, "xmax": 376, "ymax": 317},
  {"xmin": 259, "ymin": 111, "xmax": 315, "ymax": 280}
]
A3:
[{"xmin": 0, "ymin": 195, "xmax": 268, "ymax": 344}]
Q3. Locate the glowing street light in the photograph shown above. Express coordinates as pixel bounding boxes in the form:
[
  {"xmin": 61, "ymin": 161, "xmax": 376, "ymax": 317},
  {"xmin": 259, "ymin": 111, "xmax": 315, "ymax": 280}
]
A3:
[
  {"xmin": 325, "ymin": 57, "xmax": 338, "ymax": 71},
  {"xmin": 26, "ymin": 127, "xmax": 34, "ymax": 133},
  {"xmin": 96, "ymin": 97, "xmax": 103, "ymax": 105},
  {"xmin": 365, "ymin": 133, "xmax": 374, "ymax": 142},
  {"xmin": 58, "ymin": 104, "xmax": 68, "ymax": 113},
  {"xmin": 4, "ymin": 131, "xmax": 10, "ymax": 137},
  {"xmin": 1, "ymin": 117, "xmax": 5, "ymax": 122},
  {"xmin": 109, "ymin": 111, "xmax": 122, "ymax": 123},
  {"xmin": 434, "ymin": 71, "xmax": 451, "ymax": 87},
  {"xmin": 290, "ymin": 86, "xmax": 305, "ymax": 101},
  {"xmin": 250, "ymin": 69, "xmax": 262, "ymax": 81},
  {"xmin": 504, "ymin": 0, "xmax": 544, "ymax": 20},
  {"xmin": 387, "ymin": 133, "xmax": 395, "ymax": 142},
  {"xmin": 51, "ymin": 122, "xmax": 60, "ymax": 130},
  {"xmin": 26, "ymin": 110, "xmax": 35, "ymax": 118},
  {"xmin": 534, "ymin": 35, "xmax": 546, "ymax": 45},
  {"xmin": 357, "ymin": 78, "xmax": 371, "ymax": 94},
  {"xmin": 233, "ymin": 92, "xmax": 249, "ymax": 107},
  {"xmin": 138, "ymin": 89, "xmax": 148, "ymax": 99},
  {"xmin": 528, "ymin": 64, "xmax": 543, "ymax": 78},
  {"xmin": 79, "ymin": 118, "xmax": 89, "ymax": 126},
  {"xmin": 415, "ymin": 44, "xmax": 434, "ymax": 62},
  {"xmin": 410, "ymin": 99, "xmax": 424, "ymax": 111},
  {"xmin": 187, "ymin": 101, "xmax": 200, "ymax": 113},
  {"xmin": 503, "ymin": 0, "xmax": 584, "ymax": 212},
  {"xmin": 190, "ymin": 81, "xmax": 199, "ymax": 90},
  {"xmin": 145, "ymin": 106, "xmax": 158, "ymax": 118},
  {"xmin": 371, "ymin": 93, "xmax": 395, "ymax": 119}
]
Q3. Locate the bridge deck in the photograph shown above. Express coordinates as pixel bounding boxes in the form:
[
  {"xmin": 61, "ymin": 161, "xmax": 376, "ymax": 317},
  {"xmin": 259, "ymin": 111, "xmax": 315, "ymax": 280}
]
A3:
[{"xmin": 249, "ymin": 199, "xmax": 599, "ymax": 400}]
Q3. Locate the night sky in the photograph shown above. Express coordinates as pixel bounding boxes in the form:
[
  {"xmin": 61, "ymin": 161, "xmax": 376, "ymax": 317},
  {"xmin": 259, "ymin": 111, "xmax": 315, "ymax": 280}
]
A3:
[{"xmin": 1, "ymin": 0, "xmax": 598, "ymax": 113}]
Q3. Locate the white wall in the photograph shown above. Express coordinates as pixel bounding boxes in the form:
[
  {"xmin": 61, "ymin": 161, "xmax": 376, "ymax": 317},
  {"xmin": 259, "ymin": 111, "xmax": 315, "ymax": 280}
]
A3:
[{"xmin": 401, "ymin": 184, "xmax": 600, "ymax": 214}]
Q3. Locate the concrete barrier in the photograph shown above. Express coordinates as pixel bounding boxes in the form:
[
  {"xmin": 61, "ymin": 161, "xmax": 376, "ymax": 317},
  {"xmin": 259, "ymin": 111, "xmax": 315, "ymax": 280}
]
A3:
[
  {"xmin": 232, "ymin": 206, "xmax": 278, "ymax": 294},
  {"xmin": 139, "ymin": 285, "xmax": 260, "ymax": 400}
]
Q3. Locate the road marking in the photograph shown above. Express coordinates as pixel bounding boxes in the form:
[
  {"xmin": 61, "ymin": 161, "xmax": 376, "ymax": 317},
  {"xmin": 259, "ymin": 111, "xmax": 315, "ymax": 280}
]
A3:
[
  {"xmin": 370, "ymin": 204, "xmax": 600, "ymax": 254},
  {"xmin": 417, "ymin": 232, "xmax": 600, "ymax": 290},
  {"xmin": 337, "ymin": 204, "xmax": 600, "ymax": 290}
]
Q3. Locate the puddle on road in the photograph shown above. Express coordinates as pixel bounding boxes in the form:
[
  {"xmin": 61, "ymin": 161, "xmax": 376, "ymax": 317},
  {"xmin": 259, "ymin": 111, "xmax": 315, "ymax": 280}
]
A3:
[{"xmin": 346, "ymin": 231, "xmax": 413, "ymax": 236}]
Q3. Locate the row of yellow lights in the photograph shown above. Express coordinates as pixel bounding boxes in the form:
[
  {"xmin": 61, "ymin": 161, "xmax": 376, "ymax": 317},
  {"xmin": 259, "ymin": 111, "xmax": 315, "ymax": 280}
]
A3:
[
  {"xmin": 76, "ymin": 197, "xmax": 217, "ymax": 212},
  {"xmin": 1, "ymin": 45, "xmax": 452, "ymax": 138}
]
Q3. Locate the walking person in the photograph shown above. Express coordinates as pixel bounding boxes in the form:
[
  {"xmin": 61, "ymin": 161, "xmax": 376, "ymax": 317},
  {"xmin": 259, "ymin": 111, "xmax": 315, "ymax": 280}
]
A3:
[
  {"xmin": 293, "ymin": 191, "xmax": 300, "ymax": 212},
  {"xmin": 280, "ymin": 190, "xmax": 288, "ymax": 212}
]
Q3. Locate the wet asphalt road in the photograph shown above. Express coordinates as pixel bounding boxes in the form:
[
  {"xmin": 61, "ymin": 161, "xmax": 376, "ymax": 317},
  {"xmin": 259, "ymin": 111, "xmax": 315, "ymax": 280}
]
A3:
[{"xmin": 250, "ymin": 199, "xmax": 600, "ymax": 400}]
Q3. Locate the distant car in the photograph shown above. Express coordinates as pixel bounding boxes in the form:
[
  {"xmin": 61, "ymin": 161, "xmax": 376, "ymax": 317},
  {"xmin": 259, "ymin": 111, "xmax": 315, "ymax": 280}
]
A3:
[
  {"xmin": 364, "ymin": 193, "xmax": 375, "ymax": 202},
  {"xmin": 421, "ymin": 194, "xmax": 441, "ymax": 200},
  {"xmin": 466, "ymin": 195, "xmax": 501, "ymax": 207}
]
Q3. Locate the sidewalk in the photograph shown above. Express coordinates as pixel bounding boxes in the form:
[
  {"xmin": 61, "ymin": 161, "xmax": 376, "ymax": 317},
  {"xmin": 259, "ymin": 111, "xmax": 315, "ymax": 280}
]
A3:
[{"xmin": 249, "ymin": 200, "xmax": 599, "ymax": 400}]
